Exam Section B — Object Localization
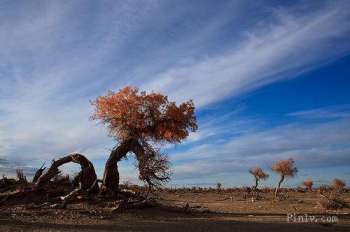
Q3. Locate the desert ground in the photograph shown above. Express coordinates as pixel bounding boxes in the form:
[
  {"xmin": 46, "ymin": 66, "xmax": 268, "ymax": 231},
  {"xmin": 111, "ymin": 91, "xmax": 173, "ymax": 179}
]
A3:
[{"xmin": 1, "ymin": 188, "xmax": 349, "ymax": 232}]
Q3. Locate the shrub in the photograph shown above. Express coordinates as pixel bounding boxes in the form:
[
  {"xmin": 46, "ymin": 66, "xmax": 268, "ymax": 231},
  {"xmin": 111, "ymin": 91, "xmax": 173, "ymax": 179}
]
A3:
[
  {"xmin": 319, "ymin": 192, "xmax": 347, "ymax": 210},
  {"xmin": 332, "ymin": 178, "xmax": 346, "ymax": 192},
  {"xmin": 303, "ymin": 179, "xmax": 313, "ymax": 190},
  {"xmin": 249, "ymin": 166, "xmax": 269, "ymax": 190}
]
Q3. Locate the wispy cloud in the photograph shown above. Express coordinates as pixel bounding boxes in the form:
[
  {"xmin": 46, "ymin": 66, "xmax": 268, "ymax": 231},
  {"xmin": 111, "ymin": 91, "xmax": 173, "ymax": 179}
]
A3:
[
  {"xmin": 141, "ymin": 2, "xmax": 350, "ymax": 106},
  {"xmin": 288, "ymin": 104, "xmax": 350, "ymax": 119}
]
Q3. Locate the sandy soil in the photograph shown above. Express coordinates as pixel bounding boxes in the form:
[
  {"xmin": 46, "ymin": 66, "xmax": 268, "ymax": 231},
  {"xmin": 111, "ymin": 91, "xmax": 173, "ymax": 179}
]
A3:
[
  {"xmin": 0, "ymin": 191, "xmax": 349, "ymax": 231},
  {"xmin": 158, "ymin": 191, "xmax": 350, "ymax": 214}
]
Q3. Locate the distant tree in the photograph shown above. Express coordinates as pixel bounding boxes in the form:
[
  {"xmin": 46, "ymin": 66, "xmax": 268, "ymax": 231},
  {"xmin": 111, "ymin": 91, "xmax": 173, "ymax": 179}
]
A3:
[
  {"xmin": 271, "ymin": 158, "xmax": 298, "ymax": 198},
  {"xmin": 91, "ymin": 86, "xmax": 197, "ymax": 194},
  {"xmin": 332, "ymin": 178, "xmax": 346, "ymax": 192},
  {"xmin": 303, "ymin": 179, "xmax": 313, "ymax": 191},
  {"xmin": 249, "ymin": 166, "xmax": 269, "ymax": 190},
  {"xmin": 216, "ymin": 182, "xmax": 222, "ymax": 192}
]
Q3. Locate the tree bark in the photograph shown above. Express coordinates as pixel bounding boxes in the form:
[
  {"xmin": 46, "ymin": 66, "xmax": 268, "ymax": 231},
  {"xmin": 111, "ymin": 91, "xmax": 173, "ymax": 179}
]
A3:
[
  {"xmin": 101, "ymin": 138, "xmax": 150, "ymax": 195},
  {"xmin": 101, "ymin": 139, "xmax": 137, "ymax": 194},
  {"xmin": 274, "ymin": 175, "xmax": 284, "ymax": 198}
]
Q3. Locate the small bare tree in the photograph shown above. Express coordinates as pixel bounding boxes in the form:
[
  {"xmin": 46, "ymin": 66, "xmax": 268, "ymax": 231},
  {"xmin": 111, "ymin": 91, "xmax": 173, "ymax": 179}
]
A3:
[
  {"xmin": 303, "ymin": 179, "xmax": 313, "ymax": 191},
  {"xmin": 332, "ymin": 178, "xmax": 346, "ymax": 192},
  {"xmin": 271, "ymin": 158, "xmax": 297, "ymax": 198},
  {"xmin": 249, "ymin": 167, "xmax": 269, "ymax": 190},
  {"xmin": 216, "ymin": 182, "xmax": 222, "ymax": 192}
]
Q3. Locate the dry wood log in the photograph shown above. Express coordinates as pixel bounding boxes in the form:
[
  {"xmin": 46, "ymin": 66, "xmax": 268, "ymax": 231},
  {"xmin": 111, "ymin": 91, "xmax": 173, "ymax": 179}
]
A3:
[
  {"xmin": 34, "ymin": 153, "xmax": 99, "ymax": 203},
  {"xmin": 35, "ymin": 153, "xmax": 98, "ymax": 191}
]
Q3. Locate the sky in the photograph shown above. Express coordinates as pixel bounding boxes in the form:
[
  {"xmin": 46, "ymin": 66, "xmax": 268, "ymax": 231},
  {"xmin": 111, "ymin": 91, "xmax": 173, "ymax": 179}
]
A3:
[{"xmin": 0, "ymin": 0, "xmax": 350, "ymax": 188}]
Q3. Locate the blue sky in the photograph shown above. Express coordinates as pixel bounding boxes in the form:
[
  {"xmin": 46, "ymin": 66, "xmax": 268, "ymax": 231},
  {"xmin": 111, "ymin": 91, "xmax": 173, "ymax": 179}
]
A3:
[{"xmin": 0, "ymin": 0, "xmax": 350, "ymax": 188}]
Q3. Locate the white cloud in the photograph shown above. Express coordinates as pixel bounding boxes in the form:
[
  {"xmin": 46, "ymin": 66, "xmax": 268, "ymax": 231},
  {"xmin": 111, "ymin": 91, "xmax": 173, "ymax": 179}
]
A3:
[{"xmin": 288, "ymin": 104, "xmax": 350, "ymax": 119}]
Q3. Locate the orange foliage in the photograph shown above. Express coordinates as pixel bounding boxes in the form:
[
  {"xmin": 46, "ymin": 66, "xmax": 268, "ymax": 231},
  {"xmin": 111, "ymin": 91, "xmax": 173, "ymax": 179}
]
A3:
[
  {"xmin": 249, "ymin": 167, "xmax": 269, "ymax": 180},
  {"xmin": 332, "ymin": 178, "xmax": 346, "ymax": 190},
  {"xmin": 271, "ymin": 158, "xmax": 298, "ymax": 177},
  {"xmin": 303, "ymin": 179, "xmax": 313, "ymax": 189},
  {"xmin": 91, "ymin": 86, "xmax": 197, "ymax": 143}
]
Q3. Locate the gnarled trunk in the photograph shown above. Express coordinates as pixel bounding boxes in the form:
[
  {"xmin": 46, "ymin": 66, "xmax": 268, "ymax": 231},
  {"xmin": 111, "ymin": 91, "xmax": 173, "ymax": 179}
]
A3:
[
  {"xmin": 101, "ymin": 138, "xmax": 168, "ymax": 196},
  {"xmin": 35, "ymin": 153, "xmax": 98, "ymax": 193},
  {"xmin": 101, "ymin": 139, "xmax": 138, "ymax": 194}
]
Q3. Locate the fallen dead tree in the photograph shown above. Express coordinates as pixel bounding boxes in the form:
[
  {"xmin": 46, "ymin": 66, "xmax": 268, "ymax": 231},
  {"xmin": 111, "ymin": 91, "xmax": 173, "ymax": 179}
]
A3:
[
  {"xmin": 0, "ymin": 153, "xmax": 99, "ymax": 207},
  {"xmin": 34, "ymin": 153, "xmax": 99, "ymax": 203},
  {"xmin": 0, "ymin": 151, "xmax": 161, "ymax": 208}
]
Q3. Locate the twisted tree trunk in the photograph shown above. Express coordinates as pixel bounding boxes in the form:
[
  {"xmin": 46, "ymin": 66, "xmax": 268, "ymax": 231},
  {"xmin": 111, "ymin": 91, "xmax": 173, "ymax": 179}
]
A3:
[
  {"xmin": 101, "ymin": 139, "xmax": 138, "ymax": 194},
  {"xmin": 101, "ymin": 138, "xmax": 151, "ymax": 195},
  {"xmin": 101, "ymin": 138, "xmax": 168, "ymax": 197},
  {"xmin": 35, "ymin": 153, "xmax": 98, "ymax": 193}
]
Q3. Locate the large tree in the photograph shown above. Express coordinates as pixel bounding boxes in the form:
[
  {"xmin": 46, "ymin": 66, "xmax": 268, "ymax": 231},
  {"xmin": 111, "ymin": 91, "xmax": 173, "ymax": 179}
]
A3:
[{"xmin": 91, "ymin": 87, "xmax": 197, "ymax": 194}]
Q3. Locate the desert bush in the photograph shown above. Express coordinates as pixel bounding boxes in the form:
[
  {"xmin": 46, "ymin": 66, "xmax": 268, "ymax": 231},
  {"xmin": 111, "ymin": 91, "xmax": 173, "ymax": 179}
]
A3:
[
  {"xmin": 319, "ymin": 192, "xmax": 347, "ymax": 210},
  {"xmin": 249, "ymin": 166, "xmax": 269, "ymax": 190},
  {"xmin": 303, "ymin": 179, "xmax": 313, "ymax": 191},
  {"xmin": 331, "ymin": 178, "xmax": 346, "ymax": 192},
  {"xmin": 0, "ymin": 176, "xmax": 17, "ymax": 192},
  {"xmin": 16, "ymin": 169, "xmax": 27, "ymax": 184}
]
